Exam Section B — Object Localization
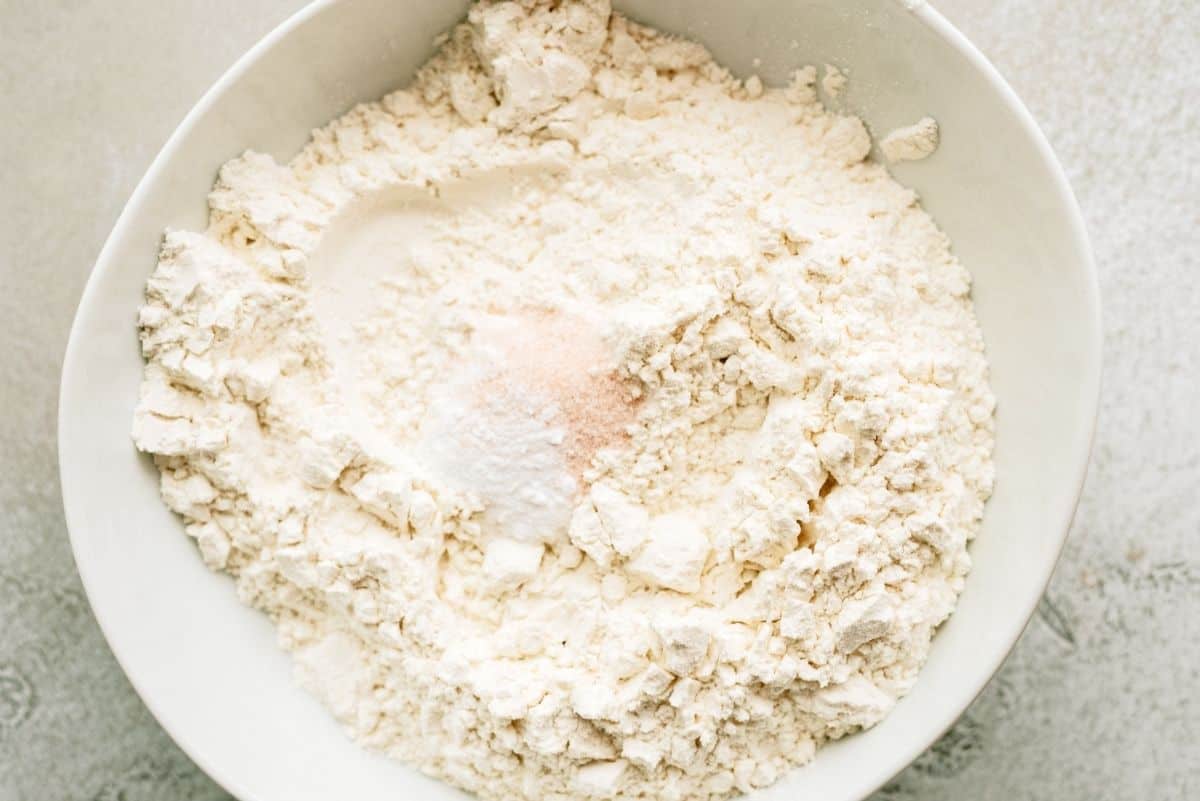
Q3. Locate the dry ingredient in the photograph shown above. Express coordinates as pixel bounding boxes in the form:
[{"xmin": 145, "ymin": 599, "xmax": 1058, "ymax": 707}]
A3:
[
  {"xmin": 821, "ymin": 64, "xmax": 847, "ymax": 100},
  {"xmin": 880, "ymin": 116, "xmax": 941, "ymax": 162},
  {"xmin": 132, "ymin": 2, "xmax": 994, "ymax": 799}
]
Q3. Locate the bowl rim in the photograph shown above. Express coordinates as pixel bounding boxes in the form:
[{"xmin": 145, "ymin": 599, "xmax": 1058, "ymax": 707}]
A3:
[{"xmin": 59, "ymin": 1, "xmax": 1101, "ymax": 800}]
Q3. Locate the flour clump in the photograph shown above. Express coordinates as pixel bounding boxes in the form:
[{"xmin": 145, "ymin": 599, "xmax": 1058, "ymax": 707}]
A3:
[
  {"xmin": 881, "ymin": 115, "xmax": 941, "ymax": 162},
  {"xmin": 132, "ymin": 2, "xmax": 995, "ymax": 799}
]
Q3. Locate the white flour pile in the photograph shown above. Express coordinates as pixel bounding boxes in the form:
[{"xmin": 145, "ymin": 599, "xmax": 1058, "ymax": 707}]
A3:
[{"xmin": 132, "ymin": 1, "xmax": 995, "ymax": 798}]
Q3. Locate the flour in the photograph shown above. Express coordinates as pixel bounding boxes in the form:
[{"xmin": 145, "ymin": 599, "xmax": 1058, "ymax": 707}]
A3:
[
  {"xmin": 132, "ymin": 2, "xmax": 995, "ymax": 799},
  {"xmin": 821, "ymin": 64, "xmax": 847, "ymax": 99},
  {"xmin": 881, "ymin": 116, "xmax": 941, "ymax": 162}
]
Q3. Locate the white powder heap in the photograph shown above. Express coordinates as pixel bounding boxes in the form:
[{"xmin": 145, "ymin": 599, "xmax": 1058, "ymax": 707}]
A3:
[{"xmin": 132, "ymin": 2, "xmax": 994, "ymax": 799}]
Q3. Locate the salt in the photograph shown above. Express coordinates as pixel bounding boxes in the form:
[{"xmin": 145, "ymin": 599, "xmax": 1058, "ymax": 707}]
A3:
[{"xmin": 417, "ymin": 309, "xmax": 638, "ymax": 544}]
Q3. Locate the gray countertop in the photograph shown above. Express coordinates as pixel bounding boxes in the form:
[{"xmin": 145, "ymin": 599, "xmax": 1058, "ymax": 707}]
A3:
[{"xmin": 1, "ymin": 1, "xmax": 1196, "ymax": 799}]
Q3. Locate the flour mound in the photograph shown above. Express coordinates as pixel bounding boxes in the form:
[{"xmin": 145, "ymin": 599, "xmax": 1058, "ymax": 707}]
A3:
[{"xmin": 132, "ymin": 2, "xmax": 994, "ymax": 799}]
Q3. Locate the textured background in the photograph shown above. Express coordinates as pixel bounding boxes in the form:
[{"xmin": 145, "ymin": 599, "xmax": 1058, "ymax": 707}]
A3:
[{"xmin": 1, "ymin": 0, "xmax": 1196, "ymax": 799}]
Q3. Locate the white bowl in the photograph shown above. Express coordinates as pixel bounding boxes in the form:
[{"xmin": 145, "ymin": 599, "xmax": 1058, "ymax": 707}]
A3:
[{"xmin": 59, "ymin": 1, "xmax": 1100, "ymax": 799}]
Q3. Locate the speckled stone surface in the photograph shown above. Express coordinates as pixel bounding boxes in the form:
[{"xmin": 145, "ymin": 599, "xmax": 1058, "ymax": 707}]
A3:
[{"xmin": 1, "ymin": 1, "xmax": 1196, "ymax": 799}]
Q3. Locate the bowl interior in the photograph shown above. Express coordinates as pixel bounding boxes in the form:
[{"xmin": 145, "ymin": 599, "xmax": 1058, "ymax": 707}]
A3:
[{"xmin": 59, "ymin": 1, "xmax": 1099, "ymax": 800}]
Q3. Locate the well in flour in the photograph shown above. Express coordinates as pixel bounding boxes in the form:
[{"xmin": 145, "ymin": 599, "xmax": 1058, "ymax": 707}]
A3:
[{"xmin": 132, "ymin": 2, "xmax": 995, "ymax": 799}]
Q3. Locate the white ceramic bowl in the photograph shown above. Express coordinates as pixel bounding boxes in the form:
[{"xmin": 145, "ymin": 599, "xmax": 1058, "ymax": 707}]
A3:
[{"xmin": 59, "ymin": 1, "xmax": 1100, "ymax": 799}]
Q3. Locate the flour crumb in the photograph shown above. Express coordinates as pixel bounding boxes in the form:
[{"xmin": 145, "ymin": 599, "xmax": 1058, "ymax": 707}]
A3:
[
  {"xmin": 881, "ymin": 115, "xmax": 940, "ymax": 162},
  {"xmin": 821, "ymin": 63, "xmax": 847, "ymax": 99}
]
